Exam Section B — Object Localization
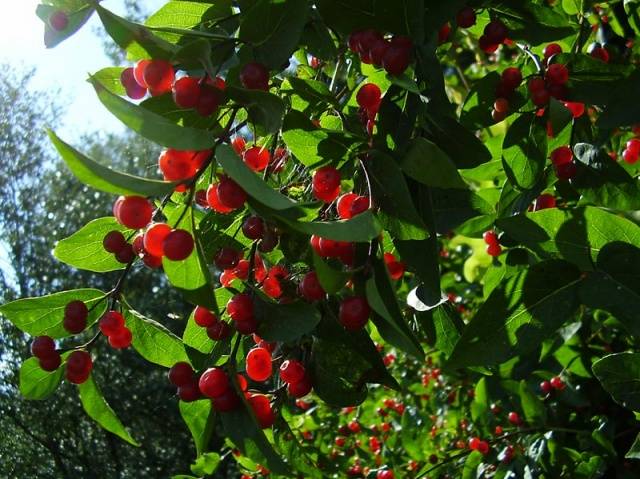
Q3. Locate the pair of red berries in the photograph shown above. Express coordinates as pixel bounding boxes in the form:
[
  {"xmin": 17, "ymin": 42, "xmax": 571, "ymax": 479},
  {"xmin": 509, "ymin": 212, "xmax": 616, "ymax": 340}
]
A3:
[
  {"xmin": 336, "ymin": 193, "xmax": 370, "ymax": 220},
  {"xmin": 312, "ymin": 166, "xmax": 341, "ymax": 203},
  {"xmin": 120, "ymin": 59, "xmax": 175, "ymax": 99},
  {"xmin": 550, "ymin": 145, "xmax": 577, "ymax": 181},
  {"xmin": 469, "ymin": 436, "xmax": 491, "ymax": 455},
  {"xmin": 348, "ymin": 29, "xmax": 413, "ymax": 76},
  {"xmin": 158, "ymin": 148, "xmax": 210, "ymax": 185},
  {"xmin": 483, "ymin": 231, "xmax": 502, "ymax": 257},
  {"xmin": 168, "ymin": 361, "xmax": 202, "ymax": 402},
  {"xmin": 227, "ymin": 293, "xmax": 257, "ymax": 335},
  {"xmin": 356, "ymin": 83, "xmax": 382, "ymax": 135},
  {"xmin": 383, "ymin": 253, "xmax": 406, "ymax": 281},
  {"xmin": 479, "ymin": 19, "xmax": 509, "ymax": 53},
  {"xmin": 172, "ymin": 75, "xmax": 225, "ymax": 116},
  {"xmin": 197, "ymin": 367, "xmax": 243, "ymax": 412},
  {"xmin": 622, "ymin": 138, "xmax": 640, "ymax": 164},
  {"xmin": 280, "ymin": 359, "xmax": 313, "ymax": 398},
  {"xmin": 206, "ymin": 176, "xmax": 247, "ymax": 213},
  {"xmin": 142, "ymin": 223, "xmax": 195, "ymax": 262},
  {"xmin": 310, "ymin": 235, "xmax": 355, "ymax": 266},
  {"xmin": 103, "ymin": 230, "xmax": 138, "ymax": 264},
  {"xmin": 193, "ymin": 305, "xmax": 231, "ymax": 341},
  {"xmin": 99, "ymin": 311, "xmax": 133, "ymax": 349},
  {"xmin": 62, "ymin": 300, "xmax": 88, "ymax": 334},
  {"xmin": 528, "ymin": 62, "xmax": 570, "ymax": 107},
  {"xmin": 31, "ymin": 336, "xmax": 93, "ymax": 384},
  {"xmin": 540, "ymin": 375, "xmax": 566, "ymax": 394},
  {"xmin": 492, "ymin": 67, "xmax": 523, "ymax": 122}
]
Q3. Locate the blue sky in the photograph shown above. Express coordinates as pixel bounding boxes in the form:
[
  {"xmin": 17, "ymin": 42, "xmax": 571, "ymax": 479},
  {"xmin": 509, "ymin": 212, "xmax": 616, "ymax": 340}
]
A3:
[{"xmin": 0, "ymin": 0, "xmax": 164, "ymax": 140}]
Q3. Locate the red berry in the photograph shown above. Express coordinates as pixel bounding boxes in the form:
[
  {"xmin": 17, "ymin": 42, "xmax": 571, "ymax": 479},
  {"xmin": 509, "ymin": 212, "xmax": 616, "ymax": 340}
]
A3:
[
  {"xmin": 300, "ymin": 271, "xmax": 325, "ymax": 302},
  {"xmin": 246, "ymin": 347, "xmax": 272, "ymax": 382},
  {"xmin": 384, "ymin": 253, "xmax": 405, "ymax": 280},
  {"xmin": 533, "ymin": 194, "xmax": 556, "ymax": 211},
  {"xmin": 243, "ymin": 146, "xmax": 271, "ymax": 172},
  {"xmin": 236, "ymin": 374, "xmax": 248, "ymax": 391},
  {"xmin": 528, "ymin": 77, "xmax": 546, "ymax": 93},
  {"xmin": 133, "ymin": 60, "xmax": 151, "ymax": 88},
  {"xmin": 531, "ymin": 88, "xmax": 550, "ymax": 107},
  {"xmin": 39, "ymin": 353, "xmax": 62, "ymax": 372},
  {"xmin": 143, "ymin": 60, "xmax": 175, "ymax": 96},
  {"xmin": 484, "ymin": 19, "xmax": 508, "ymax": 44},
  {"xmin": 469, "ymin": 437, "xmax": 481, "ymax": 450},
  {"xmin": 66, "ymin": 350, "xmax": 93, "ymax": 377},
  {"xmin": 240, "ymin": 62, "xmax": 269, "ymax": 91},
  {"xmin": 103, "ymin": 230, "xmax": 127, "ymax": 253},
  {"xmin": 339, "ymin": 296, "xmax": 370, "ymax": 331},
  {"xmin": 199, "ymin": 367, "xmax": 229, "ymax": 398},
  {"xmin": 232, "ymin": 137, "xmax": 247, "ymax": 154},
  {"xmin": 546, "ymin": 63, "xmax": 569, "ymax": 86},
  {"xmin": 49, "ymin": 10, "xmax": 69, "ymax": 31},
  {"xmin": 248, "ymin": 393, "xmax": 275, "ymax": 428},
  {"xmin": 142, "ymin": 252, "xmax": 162, "ymax": 269},
  {"xmin": 555, "ymin": 161, "xmax": 577, "ymax": 181},
  {"xmin": 63, "ymin": 300, "xmax": 88, "ymax": 334},
  {"xmin": 214, "ymin": 247, "xmax": 241, "ymax": 270},
  {"xmin": 120, "ymin": 67, "xmax": 146, "ymax": 99},
  {"xmin": 194, "ymin": 306, "xmax": 217, "ymax": 327},
  {"xmin": 108, "ymin": 326, "xmax": 132, "ymax": 349},
  {"xmin": 382, "ymin": 43, "xmax": 411, "ymax": 76},
  {"xmin": 336, "ymin": 193, "xmax": 358, "ymax": 219},
  {"xmin": 350, "ymin": 196, "xmax": 370, "ymax": 217},
  {"xmin": 494, "ymin": 98, "xmax": 509, "ymax": 113},
  {"xmin": 335, "ymin": 436, "xmax": 346, "ymax": 447},
  {"xmin": 178, "ymin": 381, "xmax": 201, "ymax": 402},
  {"xmin": 195, "ymin": 84, "xmax": 222, "ymax": 117},
  {"xmin": 242, "ymin": 216, "xmax": 265, "ymax": 240},
  {"xmin": 216, "ymin": 176, "xmax": 247, "ymax": 209},
  {"xmin": 158, "ymin": 149, "xmax": 196, "ymax": 182},
  {"xmin": 172, "ymin": 76, "xmax": 201, "ymax": 109},
  {"xmin": 487, "ymin": 242, "xmax": 502, "ymax": 257},
  {"xmin": 543, "ymin": 43, "xmax": 563, "ymax": 61},
  {"xmin": 168, "ymin": 362, "xmax": 194, "ymax": 386},
  {"xmin": 550, "ymin": 146, "xmax": 573, "ymax": 166},
  {"xmin": 563, "ymin": 101, "xmax": 585, "ymax": 118},
  {"xmin": 288, "ymin": 374, "xmax": 313, "ymax": 398},
  {"xmin": 540, "ymin": 380, "xmax": 552, "ymax": 394},
  {"xmin": 31, "ymin": 336, "xmax": 56, "ymax": 359},
  {"xmin": 213, "ymin": 389, "xmax": 241, "ymax": 411},
  {"xmin": 590, "ymin": 46, "xmax": 610, "ymax": 63},
  {"xmin": 206, "ymin": 183, "xmax": 234, "ymax": 213},
  {"xmin": 99, "ymin": 311, "xmax": 125, "ymax": 336},
  {"xmin": 483, "ymin": 231, "xmax": 499, "ymax": 245},
  {"xmin": 438, "ymin": 23, "xmax": 451, "ymax": 44},
  {"xmin": 312, "ymin": 166, "xmax": 341, "ymax": 203},
  {"xmin": 501, "ymin": 67, "xmax": 522, "ymax": 91},
  {"xmin": 377, "ymin": 470, "xmax": 395, "ymax": 479},
  {"xmin": 479, "ymin": 35, "xmax": 499, "ymax": 53},
  {"xmin": 550, "ymin": 376, "xmax": 565, "ymax": 390},
  {"xmin": 624, "ymin": 148, "xmax": 640, "ymax": 164},
  {"xmin": 235, "ymin": 317, "xmax": 258, "ymax": 335},
  {"xmin": 227, "ymin": 293, "xmax": 254, "ymax": 322},
  {"xmin": 143, "ymin": 223, "xmax": 172, "ymax": 257},
  {"xmin": 262, "ymin": 275, "xmax": 282, "ymax": 299},
  {"xmin": 456, "ymin": 7, "xmax": 476, "ymax": 28},
  {"xmin": 114, "ymin": 243, "xmax": 135, "ymax": 264},
  {"xmin": 234, "ymin": 259, "xmax": 250, "ymax": 280},
  {"xmin": 627, "ymin": 139, "xmax": 640, "ymax": 155},
  {"xmin": 477, "ymin": 440, "xmax": 490, "ymax": 455},
  {"xmin": 163, "ymin": 229, "xmax": 194, "ymax": 261},
  {"xmin": 370, "ymin": 38, "xmax": 390, "ymax": 66},
  {"xmin": 508, "ymin": 411, "xmax": 521, "ymax": 425},
  {"xmin": 115, "ymin": 196, "xmax": 153, "ymax": 229},
  {"xmin": 207, "ymin": 321, "xmax": 231, "ymax": 340},
  {"xmin": 356, "ymin": 83, "xmax": 382, "ymax": 112},
  {"xmin": 280, "ymin": 359, "xmax": 305, "ymax": 384}
]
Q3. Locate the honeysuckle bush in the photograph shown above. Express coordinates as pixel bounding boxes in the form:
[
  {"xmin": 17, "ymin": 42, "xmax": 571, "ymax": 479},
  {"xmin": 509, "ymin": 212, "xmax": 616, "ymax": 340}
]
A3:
[{"xmin": 3, "ymin": 0, "xmax": 640, "ymax": 477}]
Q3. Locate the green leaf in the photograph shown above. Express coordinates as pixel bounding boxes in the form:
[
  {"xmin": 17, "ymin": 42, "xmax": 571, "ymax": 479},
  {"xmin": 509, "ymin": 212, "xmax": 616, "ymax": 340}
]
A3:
[
  {"xmin": 401, "ymin": 138, "xmax": 467, "ymax": 189},
  {"xmin": 19, "ymin": 356, "xmax": 65, "ymax": 400},
  {"xmin": 447, "ymin": 260, "xmax": 581, "ymax": 369},
  {"xmin": 422, "ymin": 303, "xmax": 464, "ymax": 357},
  {"xmin": 146, "ymin": 1, "xmax": 232, "ymax": 33},
  {"xmin": 95, "ymin": 4, "xmax": 177, "ymax": 60},
  {"xmin": 281, "ymin": 111, "xmax": 361, "ymax": 168},
  {"xmin": 593, "ymin": 353, "xmax": 640, "ymax": 411},
  {"xmin": 180, "ymin": 399, "xmax": 215, "ymax": 456},
  {"xmin": 48, "ymin": 129, "xmax": 175, "ymax": 196},
  {"xmin": 89, "ymin": 77, "xmax": 216, "ymax": 150},
  {"xmin": 282, "ymin": 210, "xmax": 382, "ymax": 242},
  {"xmin": 497, "ymin": 207, "xmax": 640, "ymax": 271},
  {"xmin": 226, "ymin": 86, "xmax": 286, "ymax": 134},
  {"xmin": 124, "ymin": 308, "xmax": 190, "ymax": 368},
  {"xmin": 190, "ymin": 452, "xmax": 221, "ymax": 476},
  {"xmin": 625, "ymin": 433, "xmax": 640, "ymax": 459},
  {"xmin": 502, "ymin": 113, "xmax": 548, "ymax": 190},
  {"xmin": 367, "ymin": 151, "xmax": 429, "ymax": 240},
  {"xmin": 54, "ymin": 217, "xmax": 131, "ymax": 273},
  {"xmin": 36, "ymin": 4, "xmax": 95, "ymax": 48},
  {"xmin": 597, "ymin": 70, "xmax": 640, "ymax": 128},
  {"xmin": 462, "ymin": 451, "xmax": 483, "ymax": 479},
  {"xmin": 461, "ymin": 72, "xmax": 524, "ymax": 129},
  {"xmin": 519, "ymin": 380, "xmax": 547, "ymax": 426},
  {"xmin": 366, "ymin": 253, "xmax": 424, "ymax": 359},
  {"xmin": 183, "ymin": 289, "xmax": 233, "ymax": 353},
  {"xmin": 90, "ymin": 67, "xmax": 126, "ymax": 96},
  {"xmin": 312, "ymin": 253, "xmax": 349, "ymax": 294},
  {"xmin": 470, "ymin": 377, "xmax": 489, "ymax": 423},
  {"xmin": 78, "ymin": 375, "xmax": 139, "ymax": 446},
  {"xmin": 216, "ymin": 144, "xmax": 298, "ymax": 210},
  {"xmin": 256, "ymin": 300, "xmax": 321, "ymax": 342},
  {"xmin": 0, "ymin": 289, "xmax": 106, "ymax": 338},
  {"xmin": 239, "ymin": 0, "xmax": 309, "ymax": 69}
]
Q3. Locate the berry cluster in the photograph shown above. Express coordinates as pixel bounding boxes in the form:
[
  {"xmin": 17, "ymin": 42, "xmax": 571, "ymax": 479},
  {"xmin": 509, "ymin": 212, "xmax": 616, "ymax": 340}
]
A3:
[
  {"xmin": 528, "ymin": 61, "xmax": 570, "ymax": 107},
  {"xmin": 31, "ymin": 336, "xmax": 94, "ymax": 384},
  {"xmin": 356, "ymin": 83, "xmax": 382, "ymax": 136},
  {"xmin": 492, "ymin": 67, "xmax": 522, "ymax": 122},
  {"xmin": 158, "ymin": 148, "xmax": 210, "ymax": 187},
  {"xmin": 99, "ymin": 311, "xmax": 132, "ymax": 349},
  {"xmin": 63, "ymin": 300, "xmax": 88, "ymax": 334},
  {"xmin": 348, "ymin": 30, "xmax": 413, "ymax": 76},
  {"xmin": 479, "ymin": 19, "xmax": 509, "ymax": 53},
  {"xmin": 483, "ymin": 231, "xmax": 502, "ymax": 257},
  {"xmin": 550, "ymin": 145, "xmax": 576, "ymax": 181},
  {"xmin": 279, "ymin": 359, "xmax": 312, "ymax": 398},
  {"xmin": 622, "ymin": 138, "xmax": 640, "ymax": 164}
]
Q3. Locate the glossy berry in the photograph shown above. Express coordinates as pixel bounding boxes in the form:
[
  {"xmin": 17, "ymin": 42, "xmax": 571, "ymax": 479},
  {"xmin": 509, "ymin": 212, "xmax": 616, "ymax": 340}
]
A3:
[
  {"xmin": 108, "ymin": 326, "xmax": 132, "ymax": 349},
  {"xmin": 194, "ymin": 306, "xmax": 217, "ymax": 327},
  {"xmin": 382, "ymin": 43, "xmax": 411, "ymax": 76},
  {"xmin": 144, "ymin": 223, "xmax": 172, "ymax": 257},
  {"xmin": 483, "ymin": 231, "xmax": 499, "ymax": 245},
  {"xmin": 168, "ymin": 362, "xmax": 194, "ymax": 387},
  {"xmin": 377, "ymin": 470, "xmax": 394, "ymax": 479},
  {"xmin": 207, "ymin": 321, "xmax": 231, "ymax": 340},
  {"xmin": 533, "ymin": 194, "xmax": 557, "ymax": 211},
  {"xmin": 300, "ymin": 271, "xmax": 326, "ymax": 302},
  {"xmin": 242, "ymin": 216, "xmax": 265, "ymax": 240},
  {"xmin": 339, "ymin": 296, "xmax": 370, "ymax": 331},
  {"xmin": 479, "ymin": 35, "xmax": 499, "ymax": 53},
  {"xmin": 551, "ymin": 146, "xmax": 573, "ymax": 166},
  {"xmin": 540, "ymin": 380, "xmax": 553, "ymax": 394},
  {"xmin": 163, "ymin": 229, "xmax": 194, "ymax": 261},
  {"xmin": 280, "ymin": 359, "xmax": 305, "ymax": 384},
  {"xmin": 243, "ymin": 146, "xmax": 271, "ymax": 172},
  {"xmin": 235, "ymin": 317, "xmax": 258, "ymax": 335},
  {"xmin": 555, "ymin": 161, "xmax": 577, "ymax": 181},
  {"xmin": 546, "ymin": 63, "xmax": 569, "ymax": 85},
  {"xmin": 199, "ymin": 367, "xmax": 229, "ymax": 398},
  {"xmin": 227, "ymin": 293, "xmax": 254, "ymax": 323},
  {"xmin": 350, "ymin": 195, "xmax": 369, "ymax": 217},
  {"xmin": 336, "ymin": 193, "xmax": 358, "ymax": 219},
  {"xmin": 531, "ymin": 88, "xmax": 550, "ymax": 107},
  {"xmin": 501, "ymin": 67, "xmax": 522, "ymax": 90},
  {"xmin": 114, "ymin": 243, "xmax": 135, "ymax": 264},
  {"xmin": 494, "ymin": 98, "xmax": 509, "ymax": 113},
  {"xmin": 508, "ymin": 411, "xmax": 522, "ymax": 425},
  {"xmin": 196, "ymin": 84, "xmax": 222, "ymax": 117},
  {"xmin": 246, "ymin": 347, "xmax": 272, "ymax": 382},
  {"xmin": 240, "ymin": 62, "xmax": 269, "ymax": 91},
  {"xmin": 99, "ymin": 311, "xmax": 125, "ymax": 336},
  {"xmin": 248, "ymin": 393, "xmax": 275, "ymax": 428},
  {"xmin": 356, "ymin": 83, "xmax": 382, "ymax": 112},
  {"xmin": 312, "ymin": 166, "xmax": 341, "ymax": 203},
  {"xmin": 206, "ymin": 183, "xmax": 234, "ymax": 213},
  {"xmin": 65, "ymin": 350, "xmax": 93, "ymax": 384},
  {"xmin": 133, "ymin": 60, "xmax": 151, "ymax": 88},
  {"xmin": 213, "ymin": 389, "xmax": 241, "ymax": 411},
  {"xmin": 216, "ymin": 176, "xmax": 247, "ymax": 209},
  {"xmin": 456, "ymin": 7, "xmax": 476, "ymax": 28},
  {"xmin": 40, "ymin": 354, "xmax": 62, "ymax": 372},
  {"xmin": 115, "ymin": 196, "xmax": 153, "ymax": 229},
  {"xmin": 214, "ymin": 247, "xmax": 241, "ymax": 270},
  {"xmin": 384, "ymin": 253, "xmax": 405, "ymax": 280},
  {"xmin": 477, "ymin": 441, "xmax": 490, "ymax": 455},
  {"xmin": 288, "ymin": 374, "xmax": 313, "ymax": 398},
  {"xmin": 623, "ymin": 148, "xmax": 639, "ymax": 164},
  {"xmin": 487, "ymin": 242, "xmax": 502, "ymax": 257},
  {"xmin": 262, "ymin": 275, "xmax": 282, "ymax": 299},
  {"xmin": 31, "ymin": 336, "xmax": 56, "ymax": 359},
  {"xmin": 120, "ymin": 68, "xmax": 146, "ymax": 100},
  {"xmin": 550, "ymin": 376, "xmax": 565, "ymax": 390},
  {"xmin": 63, "ymin": 300, "xmax": 88, "ymax": 334},
  {"xmin": 49, "ymin": 10, "xmax": 69, "ymax": 31},
  {"xmin": 172, "ymin": 76, "xmax": 201, "ymax": 109},
  {"xmin": 158, "ymin": 149, "xmax": 196, "ymax": 182},
  {"xmin": 543, "ymin": 43, "xmax": 563, "ymax": 61},
  {"xmin": 484, "ymin": 19, "xmax": 508, "ymax": 44},
  {"xmin": 143, "ymin": 60, "xmax": 175, "ymax": 96},
  {"xmin": 370, "ymin": 37, "xmax": 390, "ymax": 66},
  {"xmin": 564, "ymin": 101, "xmax": 585, "ymax": 118},
  {"xmin": 178, "ymin": 382, "xmax": 201, "ymax": 402},
  {"xmin": 231, "ymin": 136, "xmax": 247, "ymax": 154},
  {"xmin": 103, "ymin": 230, "xmax": 127, "ymax": 253}
]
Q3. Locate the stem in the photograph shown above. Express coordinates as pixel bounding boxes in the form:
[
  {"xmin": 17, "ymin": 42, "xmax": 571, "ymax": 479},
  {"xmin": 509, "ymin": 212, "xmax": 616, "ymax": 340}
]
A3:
[{"xmin": 516, "ymin": 43, "xmax": 544, "ymax": 73}]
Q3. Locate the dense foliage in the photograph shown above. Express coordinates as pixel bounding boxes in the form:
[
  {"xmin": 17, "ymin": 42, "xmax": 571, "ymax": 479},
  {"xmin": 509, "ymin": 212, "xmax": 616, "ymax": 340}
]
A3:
[{"xmin": 3, "ymin": 0, "xmax": 640, "ymax": 477}]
